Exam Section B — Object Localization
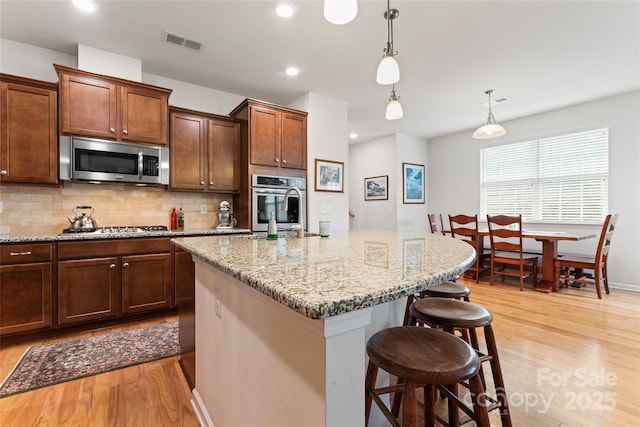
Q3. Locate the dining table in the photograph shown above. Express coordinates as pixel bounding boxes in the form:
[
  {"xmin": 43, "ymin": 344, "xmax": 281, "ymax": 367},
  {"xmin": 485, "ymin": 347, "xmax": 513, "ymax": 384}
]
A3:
[{"xmin": 477, "ymin": 229, "xmax": 598, "ymax": 293}]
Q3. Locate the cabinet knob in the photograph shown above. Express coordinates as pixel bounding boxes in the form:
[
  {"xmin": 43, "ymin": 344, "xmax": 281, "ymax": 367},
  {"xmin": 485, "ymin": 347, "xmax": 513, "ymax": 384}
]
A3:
[
  {"xmin": 209, "ymin": 181, "xmax": 214, "ymax": 185},
  {"xmin": 200, "ymin": 181, "xmax": 205, "ymax": 185},
  {"xmin": 123, "ymin": 129, "xmax": 128, "ymax": 135},
  {"xmin": 0, "ymin": 170, "xmax": 7, "ymax": 176},
  {"xmin": 282, "ymin": 159, "xmax": 287, "ymax": 164},
  {"xmin": 109, "ymin": 263, "xmax": 116, "ymax": 269},
  {"xmin": 123, "ymin": 262, "xmax": 129, "ymax": 268},
  {"xmin": 275, "ymin": 158, "xmax": 279, "ymax": 163},
  {"xmin": 109, "ymin": 128, "xmax": 115, "ymax": 133}
]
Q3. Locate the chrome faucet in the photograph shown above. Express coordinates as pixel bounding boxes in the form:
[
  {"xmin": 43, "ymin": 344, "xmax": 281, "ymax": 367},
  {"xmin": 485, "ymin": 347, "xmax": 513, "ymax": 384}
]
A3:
[{"xmin": 282, "ymin": 187, "xmax": 304, "ymax": 237}]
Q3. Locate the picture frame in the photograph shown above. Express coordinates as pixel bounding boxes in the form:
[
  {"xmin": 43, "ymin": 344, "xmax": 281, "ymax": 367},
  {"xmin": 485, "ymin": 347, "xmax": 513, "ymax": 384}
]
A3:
[
  {"xmin": 364, "ymin": 175, "xmax": 389, "ymax": 201},
  {"xmin": 315, "ymin": 159, "xmax": 344, "ymax": 192},
  {"xmin": 402, "ymin": 162, "xmax": 425, "ymax": 204}
]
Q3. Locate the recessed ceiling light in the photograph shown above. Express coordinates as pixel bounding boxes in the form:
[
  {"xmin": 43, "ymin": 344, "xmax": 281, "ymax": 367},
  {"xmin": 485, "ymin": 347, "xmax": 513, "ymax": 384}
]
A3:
[
  {"xmin": 349, "ymin": 133, "xmax": 358, "ymax": 139},
  {"xmin": 285, "ymin": 67, "xmax": 299, "ymax": 76},
  {"xmin": 72, "ymin": 0, "xmax": 97, "ymax": 12},
  {"xmin": 276, "ymin": 3, "xmax": 295, "ymax": 18}
]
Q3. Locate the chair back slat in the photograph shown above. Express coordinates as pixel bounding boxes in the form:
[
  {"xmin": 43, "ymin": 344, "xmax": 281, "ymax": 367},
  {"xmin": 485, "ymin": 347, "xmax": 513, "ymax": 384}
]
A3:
[
  {"xmin": 449, "ymin": 214, "xmax": 479, "ymax": 244},
  {"xmin": 428, "ymin": 214, "xmax": 446, "ymax": 235},
  {"xmin": 596, "ymin": 214, "xmax": 619, "ymax": 261}
]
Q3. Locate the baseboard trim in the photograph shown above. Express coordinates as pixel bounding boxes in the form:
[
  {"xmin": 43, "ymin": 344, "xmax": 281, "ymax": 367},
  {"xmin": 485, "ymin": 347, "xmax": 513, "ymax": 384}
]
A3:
[
  {"xmin": 191, "ymin": 388, "xmax": 215, "ymax": 427},
  {"xmin": 609, "ymin": 282, "xmax": 640, "ymax": 292}
]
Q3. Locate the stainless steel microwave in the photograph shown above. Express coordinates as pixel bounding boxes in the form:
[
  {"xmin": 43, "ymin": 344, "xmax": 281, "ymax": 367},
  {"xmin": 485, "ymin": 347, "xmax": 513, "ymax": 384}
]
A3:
[{"xmin": 60, "ymin": 136, "xmax": 169, "ymax": 185}]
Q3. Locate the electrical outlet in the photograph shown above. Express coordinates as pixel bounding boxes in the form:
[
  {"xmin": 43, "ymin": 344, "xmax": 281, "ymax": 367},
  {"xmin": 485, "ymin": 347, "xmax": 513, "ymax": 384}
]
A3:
[
  {"xmin": 200, "ymin": 204, "xmax": 207, "ymax": 214},
  {"xmin": 214, "ymin": 285, "xmax": 222, "ymax": 318}
]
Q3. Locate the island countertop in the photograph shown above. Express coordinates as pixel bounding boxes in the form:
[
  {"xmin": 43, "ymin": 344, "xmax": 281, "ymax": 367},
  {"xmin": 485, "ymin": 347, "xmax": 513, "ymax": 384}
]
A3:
[{"xmin": 172, "ymin": 229, "xmax": 475, "ymax": 319}]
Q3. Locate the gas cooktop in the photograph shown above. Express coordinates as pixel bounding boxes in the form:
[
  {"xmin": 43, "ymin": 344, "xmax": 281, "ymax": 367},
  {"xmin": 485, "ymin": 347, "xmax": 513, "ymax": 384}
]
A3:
[{"xmin": 61, "ymin": 225, "xmax": 169, "ymax": 234}]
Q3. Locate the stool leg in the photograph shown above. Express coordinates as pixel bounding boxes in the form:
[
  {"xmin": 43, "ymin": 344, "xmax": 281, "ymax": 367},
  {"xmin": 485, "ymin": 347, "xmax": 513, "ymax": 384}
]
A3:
[
  {"xmin": 402, "ymin": 380, "xmax": 417, "ymax": 427},
  {"xmin": 391, "ymin": 377, "xmax": 405, "ymax": 418},
  {"xmin": 468, "ymin": 327, "xmax": 487, "ymax": 392},
  {"xmin": 468, "ymin": 373, "xmax": 491, "ymax": 427},
  {"xmin": 447, "ymin": 383, "xmax": 460, "ymax": 427},
  {"xmin": 422, "ymin": 384, "xmax": 436, "ymax": 427},
  {"xmin": 484, "ymin": 325, "xmax": 512, "ymax": 427},
  {"xmin": 403, "ymin": 294, "xmax": 416, "ymax": 326},
  {"xmin": 364, "ymin": 360, "xmax": 378, "ymax": 426}
]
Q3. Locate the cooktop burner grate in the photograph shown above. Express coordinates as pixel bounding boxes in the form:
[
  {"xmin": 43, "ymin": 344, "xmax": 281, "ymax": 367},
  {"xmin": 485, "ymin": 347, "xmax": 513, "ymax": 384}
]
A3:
[{"xmin": 62, "ymin": 225, "xmax": 168, "ymax": 234}]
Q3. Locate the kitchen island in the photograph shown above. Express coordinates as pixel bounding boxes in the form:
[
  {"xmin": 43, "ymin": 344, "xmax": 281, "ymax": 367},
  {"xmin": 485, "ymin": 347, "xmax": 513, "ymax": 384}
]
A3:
[{"xmin": 172, "ymin": 230, "xmax": 474, "ymax": 427}]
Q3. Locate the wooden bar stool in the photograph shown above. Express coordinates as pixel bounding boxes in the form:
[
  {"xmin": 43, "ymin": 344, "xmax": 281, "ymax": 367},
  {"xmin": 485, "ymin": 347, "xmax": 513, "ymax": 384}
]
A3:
[
  {"xmin": 402, "ymin": 281, "xmax": 470, "ymax": 326},
  {"xmin": 365, "ymin": 326, "xmax": 491, "ymax": 427},
  {"xmin": 409, "ymin": 298, "xmax": 512, "ymax": 427}
]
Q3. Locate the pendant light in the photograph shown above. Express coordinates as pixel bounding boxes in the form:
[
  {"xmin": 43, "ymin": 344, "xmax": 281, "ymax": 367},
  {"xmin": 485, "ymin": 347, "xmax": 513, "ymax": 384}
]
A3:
[
  {"xmin": 376, "ymin": 0, "xmax": 400, "ymax": 85},
  {"xmin": 324, "ymin": 0, "xmax": 358, "ymax": 25},
  {"xmin": 473, "ymin": 89, "xmax": 507, "ymax": 139},
  {"xmin": 385, "ymin": 85, "xmax": 403, "ymax": 120}
]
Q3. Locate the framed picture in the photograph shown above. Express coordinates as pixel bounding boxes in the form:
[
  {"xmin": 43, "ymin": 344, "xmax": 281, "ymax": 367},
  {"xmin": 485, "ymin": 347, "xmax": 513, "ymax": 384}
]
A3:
[
  {"xmin": 402, "ymin": 162, "xmax": 425, "ymax": 204},
  {"xmin": 364, "ymin": 175, "xmax": 388, "ymax": 201},
  {"xmin": 315, "ymin": 159, "xmax": 344, "ymax": 192}
]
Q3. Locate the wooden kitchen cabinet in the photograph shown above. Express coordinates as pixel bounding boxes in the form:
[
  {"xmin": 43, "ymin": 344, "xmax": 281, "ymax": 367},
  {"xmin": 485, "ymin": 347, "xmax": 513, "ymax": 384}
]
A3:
[
  {"xmin": 58, "ymin": 238, "xmax": 173, "ymax": 325},
  {"xmin": 58, "ymin": 257, "xmax": 118, "ymax": 325},
  {"xmin": 230, "ymin": 99, "xmax": 307, "ymax": 171},
  {"xmin": 55, "ymin": 64, "xmax": 172, "ymax": 146},
  {"xmin": 0, "ymin": 243, "xmax": 54, "ymax": 335},
  {"xmin": 0, "ymin": 74, "xmax": 58, "ymax": 185},
  {"xmin": 122, "ymin": 253, "xmax": 171, "ymax": 314},
  {"xmin": 169, "ymin": 107, "xmax": 240, "ymax": 192},
  {"xmin": 174, "ymin": 246, "xmax": 196, "ymax": 389}
]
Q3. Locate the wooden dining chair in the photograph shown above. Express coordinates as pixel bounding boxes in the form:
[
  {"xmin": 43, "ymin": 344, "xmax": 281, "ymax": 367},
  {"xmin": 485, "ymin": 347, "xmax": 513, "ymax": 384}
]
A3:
[
  {"xmin": 428, "ymin": 214, "xmax": 446, "ymax": 235},
  {"xmin": 449, "ymin": 214, "xmax": 489, "ymax": 282},
  {"xmin": 554, "ymin": 214, "xmax": 618, "ymax": 299},
  {"xmin": 486, "ymin": 215, "xmax": 538, "ymax": 291}
]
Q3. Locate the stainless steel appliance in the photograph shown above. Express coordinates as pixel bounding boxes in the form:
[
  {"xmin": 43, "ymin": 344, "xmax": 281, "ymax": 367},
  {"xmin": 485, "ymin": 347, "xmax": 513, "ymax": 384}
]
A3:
[
  {"xmin": 252, "ymin": 174, "xmax": 306, "ymax": 232},
  {"xmin": 216, "ymin": 200, "xmax": 237, "ymax": 229},
  {"xmin": 60, "ymin": 136, "xmax": 169, "ymax": 185}
]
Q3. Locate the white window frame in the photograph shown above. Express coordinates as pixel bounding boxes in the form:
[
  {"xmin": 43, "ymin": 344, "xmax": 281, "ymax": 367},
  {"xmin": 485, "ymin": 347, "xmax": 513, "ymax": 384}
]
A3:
[{"xmin": 480, "ymin": 127, "xmax": 609, "ymax": 225}]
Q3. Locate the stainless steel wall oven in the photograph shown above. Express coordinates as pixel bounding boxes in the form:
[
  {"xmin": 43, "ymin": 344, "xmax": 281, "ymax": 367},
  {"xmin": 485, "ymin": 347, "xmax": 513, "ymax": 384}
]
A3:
[{"xmin": 251, "ymin": 174, "xmax": 306, "ymax": 232}]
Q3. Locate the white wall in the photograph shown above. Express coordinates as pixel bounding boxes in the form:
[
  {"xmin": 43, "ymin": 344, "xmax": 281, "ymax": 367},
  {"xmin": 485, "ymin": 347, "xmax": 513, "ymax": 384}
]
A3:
[
  {"xmin": 348, "ymin": 133, "xmax": 429, "ymax": 232},
  {"xmin": 349, "ymin": 136, "xmax": 397, "ymax": 230},
  {"xmin": 288, "ymin": 92, "xmax": 350, "ymax": 233},
  {"xmin": 428, "ymin": 90, "xmax": 640, "ymax": 290},
  {"xmin": 0, "ymin": 39, "xmax": 76, "ymax": 81}
]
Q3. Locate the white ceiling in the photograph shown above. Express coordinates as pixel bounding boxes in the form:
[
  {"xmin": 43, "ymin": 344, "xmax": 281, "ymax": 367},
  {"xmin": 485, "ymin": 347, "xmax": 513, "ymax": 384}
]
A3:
[{"xmin": 1, "ymin": 0, "xmax": 638, "ymax": 143}]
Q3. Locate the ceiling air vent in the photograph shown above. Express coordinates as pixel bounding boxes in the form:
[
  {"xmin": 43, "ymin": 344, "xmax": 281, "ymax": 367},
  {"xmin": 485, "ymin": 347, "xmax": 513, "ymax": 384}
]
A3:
[
  {"xmin": 481, "ymin": 96, "xmax": 510, "ymax": 107},
  {"xmin": 162, "ymin": 31, "xmax": 203, "ymax": 52}
]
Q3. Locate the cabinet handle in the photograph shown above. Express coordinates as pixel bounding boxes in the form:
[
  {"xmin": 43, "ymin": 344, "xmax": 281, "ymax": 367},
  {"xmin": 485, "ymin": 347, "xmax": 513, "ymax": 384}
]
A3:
[
  {"xmin": 10, "ymin": 251, "xmax": 32, "ymax": 256},
  {"xmin": 109, "ymin": 128, "xmax": 115, "ymax": 133},
  {"xmin": 275, "ymin": 158, "xmax": 279, "ymax": 163},
  {"xmin": 282, "ymin": 159, "xmax": 287, "ymax": 164},
  {"xmin": 123, "ymin": 262, "xmax": 129, "ymax": 268},
  {"xmin": 110, "ymin": 263, "xmax": 116, "ymax": 269},
  {"xmin": 123, "ymin": 129, "xmax": 128, "ymax": 135},
  {"xmin": 0, "ymin": 170, "xmax": 7, "ymax": 176}
]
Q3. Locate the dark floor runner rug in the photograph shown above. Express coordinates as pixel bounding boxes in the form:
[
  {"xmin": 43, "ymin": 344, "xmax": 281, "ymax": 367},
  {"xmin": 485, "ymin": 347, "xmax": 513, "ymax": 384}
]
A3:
[{"xmin": 0, "ymin": 321, "xmax": 179, "ymax": 398}]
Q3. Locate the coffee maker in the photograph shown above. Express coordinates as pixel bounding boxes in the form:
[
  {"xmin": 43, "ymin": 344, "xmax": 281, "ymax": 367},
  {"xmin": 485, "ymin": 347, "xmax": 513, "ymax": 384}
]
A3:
[{"xmin": 216, "ymin": 201, "xmax": 236, "ymax": 229}]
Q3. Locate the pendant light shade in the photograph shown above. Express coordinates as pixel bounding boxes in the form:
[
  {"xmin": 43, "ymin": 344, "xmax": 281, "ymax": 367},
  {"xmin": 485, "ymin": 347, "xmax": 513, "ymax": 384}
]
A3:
[
  {"xmin": 376, "ymin": 1, "xmax": 399, "ymax": 85},
  {"xmin": 376, "ymin": 55, "xmax": 400, "ymax": 85},
  {"xmin": 473, "ymin": 89, "xmax": 506, "ymax": 139},
  {"xmin": 385, "ymin": 86, "xmax": 403, "ymax": 120},
  {"xmin": 324, "ymin": 0, "xmax": 358, "ymax": 25}
]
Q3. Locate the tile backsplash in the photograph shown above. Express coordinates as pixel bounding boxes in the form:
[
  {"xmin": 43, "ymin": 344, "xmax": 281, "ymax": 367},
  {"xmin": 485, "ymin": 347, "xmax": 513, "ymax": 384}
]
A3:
[{"xmin": 0, "ymin": 182, "xmax": 237, "ymax": 237}]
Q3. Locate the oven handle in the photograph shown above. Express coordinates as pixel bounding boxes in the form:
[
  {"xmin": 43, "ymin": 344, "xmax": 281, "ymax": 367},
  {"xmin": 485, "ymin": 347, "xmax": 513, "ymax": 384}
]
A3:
[{"xmin": 252, "ymin": 188, "xmax": 305, "ymax": 195}]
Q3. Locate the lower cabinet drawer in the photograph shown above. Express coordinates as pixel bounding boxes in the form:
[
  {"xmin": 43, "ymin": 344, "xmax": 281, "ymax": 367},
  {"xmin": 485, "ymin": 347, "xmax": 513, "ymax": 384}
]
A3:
[{"xmin": 1, "ymin": 243, "xmax": 53, "ymax": 265}]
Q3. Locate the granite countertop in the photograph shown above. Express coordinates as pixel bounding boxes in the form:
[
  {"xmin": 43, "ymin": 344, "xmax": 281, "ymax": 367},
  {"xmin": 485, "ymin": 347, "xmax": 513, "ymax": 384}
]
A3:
[
  {"xmin": 0, "ymin": 227, "xmax": 251, "ymax": 244},
  {"xmin": 172, "ymin": 229, "xmax": 475, "ymax": 319}
]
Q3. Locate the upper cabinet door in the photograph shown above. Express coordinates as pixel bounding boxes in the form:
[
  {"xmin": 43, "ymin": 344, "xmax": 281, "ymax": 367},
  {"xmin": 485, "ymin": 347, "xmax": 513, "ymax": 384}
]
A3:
[
  {"xmin": 281, "ymin": 112, "xmax": 307, "ymax": 170},
  {"xmin": 249, "ymin": 105, "xmax": 281, "ymax": 167},
  {"xmin": 121, "ymin": 86, "xmax": 169, "ymax": 145},
  {"xmin": 59, "ymin": 73, "xmax": 118, "ymax": 140},
  {"xmin": 0, "ymin": 77, "xmax": 58, "ymax": 184},
  {"xmin": 169, "ymin": 111, "xmax": 207, "ymax": 191},
  {"xmin": 208, "ymin": 118, "xmax": 240, "ymax": 191}
]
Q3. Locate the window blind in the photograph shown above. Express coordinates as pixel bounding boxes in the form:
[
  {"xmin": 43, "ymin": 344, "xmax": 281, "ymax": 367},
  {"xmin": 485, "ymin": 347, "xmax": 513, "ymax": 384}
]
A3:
[{"xmin": 480, "ymin": 128, "xmax": 608, "ymax": 223}]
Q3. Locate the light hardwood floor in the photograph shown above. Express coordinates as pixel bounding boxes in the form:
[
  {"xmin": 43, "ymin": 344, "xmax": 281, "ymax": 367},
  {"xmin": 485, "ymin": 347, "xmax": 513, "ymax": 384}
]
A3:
[{"xmin": 0, "ymin": 280, "xmax": 638, "ymax": 426}]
